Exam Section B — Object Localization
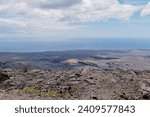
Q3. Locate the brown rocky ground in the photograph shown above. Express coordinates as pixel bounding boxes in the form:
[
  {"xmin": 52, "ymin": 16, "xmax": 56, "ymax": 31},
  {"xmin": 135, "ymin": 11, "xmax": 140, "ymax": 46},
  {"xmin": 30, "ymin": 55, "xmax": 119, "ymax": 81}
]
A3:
[{"xmin": 0, "ymin": 67, "xmax": 150, "ymax": 100}]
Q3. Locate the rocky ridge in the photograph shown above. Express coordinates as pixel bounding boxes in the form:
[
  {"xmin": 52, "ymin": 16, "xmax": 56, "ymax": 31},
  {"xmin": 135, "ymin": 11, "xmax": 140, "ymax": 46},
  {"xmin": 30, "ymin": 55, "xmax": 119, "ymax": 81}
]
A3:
[{"xmin": 0, "ymin": 67, "xmax": 150, "ymax": 100}]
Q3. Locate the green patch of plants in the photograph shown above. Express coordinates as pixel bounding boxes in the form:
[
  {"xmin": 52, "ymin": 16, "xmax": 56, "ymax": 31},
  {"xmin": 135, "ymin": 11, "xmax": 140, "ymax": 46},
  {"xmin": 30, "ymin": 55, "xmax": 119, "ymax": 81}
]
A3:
[
  {"xmin": 22, "ymin": 87, "xmax": 40, "ymax": 94},
  {"xmin": 47, "ymin": 88, "xmax": 58, "ymax": 96},
  {"xmin": 114, "ymin": 90, "xmax": 127, "ymax": 100},
  {"xmin": 61, "ymin": 91, "xmax": 71, "ymax": 99},
  {"xmin": 22, "ymin": 87, "xmax": 72, "ymax": 99}
]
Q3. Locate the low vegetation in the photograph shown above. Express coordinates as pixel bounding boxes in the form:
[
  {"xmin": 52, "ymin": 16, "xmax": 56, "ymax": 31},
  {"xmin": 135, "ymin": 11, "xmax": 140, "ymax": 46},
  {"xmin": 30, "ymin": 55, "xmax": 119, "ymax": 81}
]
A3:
[{"xmin": 22, "ymin": 87, "xmax": 41, "ymax": 94}]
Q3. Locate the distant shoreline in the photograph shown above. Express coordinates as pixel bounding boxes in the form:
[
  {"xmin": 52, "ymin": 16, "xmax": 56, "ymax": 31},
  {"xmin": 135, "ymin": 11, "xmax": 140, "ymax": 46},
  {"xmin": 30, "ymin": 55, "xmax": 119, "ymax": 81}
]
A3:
[
  {"xmin": 0, "ymin": 49, "xmax": 150, "ymax": 53},
  {"xmin": 0, "ymin": 38, "xmax": 150, "ymax": 52}
]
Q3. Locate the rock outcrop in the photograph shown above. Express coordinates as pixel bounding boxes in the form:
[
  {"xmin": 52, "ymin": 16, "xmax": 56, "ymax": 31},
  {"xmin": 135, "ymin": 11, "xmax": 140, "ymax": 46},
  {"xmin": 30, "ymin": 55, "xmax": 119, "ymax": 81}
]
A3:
[{"xmin": 0, "ymin": 72, "xmax": 9, "ymax": 83}]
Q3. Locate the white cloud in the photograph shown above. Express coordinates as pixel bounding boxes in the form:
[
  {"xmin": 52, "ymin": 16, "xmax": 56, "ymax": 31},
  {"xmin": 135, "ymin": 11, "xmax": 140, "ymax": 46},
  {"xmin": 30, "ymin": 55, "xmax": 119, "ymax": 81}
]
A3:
[
  {"xmin": 0, "ymin": 0, "xmax": 140, "ymax": 34},
  {"xmin": 67, "ymin": 0, "xmax": 139, "ymax": 21},
  {"xmin": 25, "ymin": 0, "xmax": 82, "ymax": 9},
  {"xmin": 141, "ymin": 2, "xmax": 150, "ymax": 16}
]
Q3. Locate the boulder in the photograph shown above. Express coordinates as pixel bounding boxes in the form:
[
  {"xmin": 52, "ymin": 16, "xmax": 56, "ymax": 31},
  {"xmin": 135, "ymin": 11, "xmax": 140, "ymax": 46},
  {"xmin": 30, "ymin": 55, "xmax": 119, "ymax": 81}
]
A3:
[{"xmin": 0, "ymin": 72, "xmax": 9, "ymax": 83}]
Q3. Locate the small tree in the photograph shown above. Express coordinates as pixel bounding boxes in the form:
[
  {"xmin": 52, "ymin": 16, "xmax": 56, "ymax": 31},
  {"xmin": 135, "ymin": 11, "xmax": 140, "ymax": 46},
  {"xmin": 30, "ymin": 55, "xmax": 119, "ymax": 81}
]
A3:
[{"xmin": 22, "ymin": 65, "xmax": 28, "ymax": 73}]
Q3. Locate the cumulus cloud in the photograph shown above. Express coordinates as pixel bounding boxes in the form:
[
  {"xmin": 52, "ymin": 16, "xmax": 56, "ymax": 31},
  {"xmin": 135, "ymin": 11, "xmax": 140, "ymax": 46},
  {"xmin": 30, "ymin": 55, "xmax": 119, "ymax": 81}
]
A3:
[
  {"xmin": 26, "ymin": 0, "xmax": 82, "ymax": 9},
  {"xmin": 0, "ymin": 0, "xmax": 140, "ymax": 34},
  {"xmin": 67, "ymin": 0, "xmax": 139, "ymax": 21},
  {"xmin": 141, "ymin": 2, "xmax": 150, "ymax": 16}
]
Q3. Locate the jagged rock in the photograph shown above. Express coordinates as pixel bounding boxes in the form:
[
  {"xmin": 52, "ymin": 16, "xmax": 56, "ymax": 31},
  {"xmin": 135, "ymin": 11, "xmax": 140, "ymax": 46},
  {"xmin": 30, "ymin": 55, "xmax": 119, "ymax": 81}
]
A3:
[
  {"xmin": 92, "ymin": 97, "xmax": 98, "ymax": 100},
  {"xmin": 85, "ymin": 79, "xmax": 95, "ymax": 84},
  {"xmin": 81, "ymin": 67, "xmax": 90, "ymax": 74},
  {"xmin": 36, "ymin": 79, "xmax": 44, "ymax": 83},
  {"xmin": 0, "ymin": 67, "xmax": 150, "ymax": 100},
  {"xmin": 3, "ymin": 79, "xmax": 15, "ymax": 87},
  {"xmin": 0, "ymin": 72, "xmax": 9, "ymax": 83},
  {"xmin": 139, "ymin": 80, "xmax": 150, "ymax": 92},
  {"xmin": 142, "ymin": 94, "xmax": 150, "ymax": 100}
]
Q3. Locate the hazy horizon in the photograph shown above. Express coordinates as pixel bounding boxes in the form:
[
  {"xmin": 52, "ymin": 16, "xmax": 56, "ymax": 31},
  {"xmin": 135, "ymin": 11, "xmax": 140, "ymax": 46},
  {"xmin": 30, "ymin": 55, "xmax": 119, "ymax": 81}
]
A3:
[{"xmin": 0, "ymin": 38, "xmax": 150, "ymax": 52}]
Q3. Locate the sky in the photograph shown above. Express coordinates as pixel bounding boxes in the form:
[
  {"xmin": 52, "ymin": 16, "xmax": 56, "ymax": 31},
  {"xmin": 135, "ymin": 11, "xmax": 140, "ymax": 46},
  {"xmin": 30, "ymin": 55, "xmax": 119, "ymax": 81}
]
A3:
[{"xmin": 0, "ymin": 0, "xmax": 150, "ymax": 41}]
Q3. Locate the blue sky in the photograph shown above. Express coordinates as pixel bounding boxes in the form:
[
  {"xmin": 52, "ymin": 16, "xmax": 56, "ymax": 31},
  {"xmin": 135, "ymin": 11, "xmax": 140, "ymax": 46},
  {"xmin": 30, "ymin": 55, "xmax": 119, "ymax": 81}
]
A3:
[{"xmin": 0, "ymin": 0, "xmax": 150, "ymax": 41}]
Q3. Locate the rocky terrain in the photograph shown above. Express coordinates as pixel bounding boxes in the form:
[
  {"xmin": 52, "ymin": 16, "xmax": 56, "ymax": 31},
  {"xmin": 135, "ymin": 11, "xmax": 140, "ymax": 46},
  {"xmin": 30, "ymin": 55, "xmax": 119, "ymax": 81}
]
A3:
[{"xmin": 0, "ymin": 50, "xmax": 150, "ymax": 100}]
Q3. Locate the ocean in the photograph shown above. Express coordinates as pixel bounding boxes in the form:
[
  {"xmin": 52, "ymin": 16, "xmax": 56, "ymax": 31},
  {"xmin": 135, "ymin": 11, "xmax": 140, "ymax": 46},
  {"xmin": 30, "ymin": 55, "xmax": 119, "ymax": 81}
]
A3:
[{"xmin": 0, "ymin": 38, "xmax": 150, "ymax": 52}]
